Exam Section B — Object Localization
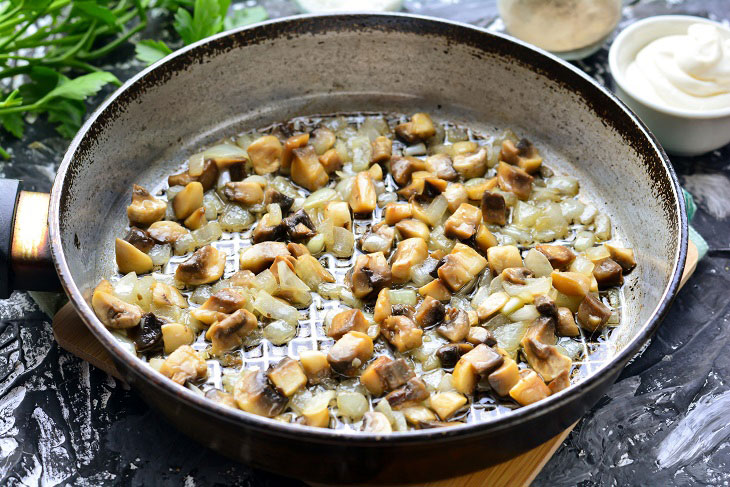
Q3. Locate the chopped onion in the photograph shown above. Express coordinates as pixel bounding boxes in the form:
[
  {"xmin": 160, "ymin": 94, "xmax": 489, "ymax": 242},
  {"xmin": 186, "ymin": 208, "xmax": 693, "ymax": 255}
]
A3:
[
  {"xmin": 307, "ymin": 233, "xmax": 326, "ymax": 254},
  {"xmin": 574, "ymin": 231, "xmax": 595, "ymax": 252},
  {"xmin": 349, "ymin": 136, "xmax": 372, "ymax": 171},
  {"xmin": 277, "ymin": 261, "xmax": 310, "ymax": 292},
  {"xmin": 425, "ymin": 195, "xmax": 448, "ymax": 226},
  {"xmin": 508, "ymin": 304, "xmax": 539, "ymax": 322},
  {"xmin": 253, "ymin": 269, "xmax": 279, "ymax": 295},
  {"xmin": 489, "ymin": 320, "xmax": 529, "ymax": 358},
  {"xmin": 189, "ymin": 285, "xmax": 212, "ymax": 305},
  {"xmin": 303, "ymin": 188, "xmax": 338, "ymax": 210},
  {"xmin": 585, "ymin": 244, "xmax": 611, "ymax": 262},
  {"xmin": 471, "ymin": 286, "xmax": 491, "ymax": 309},
  {"xmin": 173, "ymin": 233, "xmax": 196, "ymax": 255},
  {"xmin": 263, "ymin": 320, "xmax": 297, "ymax": 345},
  {"xmin": 388, "ymin": 289, "xmax": 417, "ymax": 306},
  {"xmin": 560, "ymin": 199, "xmax": 584, "ymax": 223},
  {"xmin": 271, "ymin": 176, "xmax": 301, "ymax": 199},
  {"xmin": 267, "ymin": 203, "xmax": 282, "ymax": 226},
  {"xmin": 203, "ymin": 143, "xmax": 248, "ymax": 164},
  {"xmin": 330, "ymin": 226, "xmax": 354, "ymax": 258},
  {"xmin": 501, "ymin": 225, "xmax": 532, "ymax": 244},
  {"xmin": 513, "ymin": 201, "xmax": 539, "ymax": 227},
  {"xmin": 253, "ymin": 290, "xmax": 301, "ymax": 325},
  {"xmin": 410, "ymin": 258, "xmax": 437, "ymax": 287},
  {"xmin": 378, "ymin": 191, "xmax": 398, "ymax": 206},
  {"xmin": 335, "ymin": 175, "xmax": 355, "ymax": 202},
  {"xmin": 579, "ymin": 204, "xmax": 597, "ymax": 224},
  {"xmin": 339, "ymin": 288, "xmax": 363, "ymax": 308},
  {"xmin": 219, "ymin": 204, "xmax": 254, "ymax": 232},
  {"xmin": 594, "ymin": 213, "xmax": 611, "ymax": 240},
  {"xmin": 203, "ymin": 191, "xmax": 224, "ymax": 220},
  {"xmin": 547, "ymin": 176, "xmax": 579, "ymax": 196},
  {"xmin": 187, "ymin": 152, "xmax": 205, "ymax": 177},
  {"xmin": 570, "ymin": 256, "xmax": 595, "ymax": 276},
  {"xmin": 524, "ymin": 248, "xmax": 553, "ymax": 277},
  {"xmin": 337, "ymin": 392, "xmax": 368, "ymax": 421},
  {"xmin": 192, "ymin": 222, "xmax": 222, "ymax": 246},
  {"xmin": 404, "ymin": 143, "xmax": 427, "ymax": 156},
  {"xmin": 361, "ymin": 233, "xmax": 390, "ymax": 254},
  {"xmin": 428, "ymin": 225, "xmax": 454, "ymax": 252},
  {"xmin": 148, "ymin": 244, "xmax": 171, "ymax": 266},
  {"xmin": 317, "ymin": 282, "xmax": 344, "ymax": 301},
  {"xmin": 113, "ymin": 272, "xmax": 137, "ymax": 303}
]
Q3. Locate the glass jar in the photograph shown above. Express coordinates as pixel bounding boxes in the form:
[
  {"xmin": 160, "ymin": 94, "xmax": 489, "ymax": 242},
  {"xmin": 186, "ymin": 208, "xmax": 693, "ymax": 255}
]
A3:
[{"xmin": 498, "ymin": 0, "xmax": 622, "ymax": 60}]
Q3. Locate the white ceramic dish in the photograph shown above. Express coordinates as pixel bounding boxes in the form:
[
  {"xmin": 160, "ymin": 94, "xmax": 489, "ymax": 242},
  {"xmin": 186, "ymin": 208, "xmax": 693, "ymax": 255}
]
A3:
[{"xmin": 609, "ymin": 15, "xmax": 730, "ymax": 156}]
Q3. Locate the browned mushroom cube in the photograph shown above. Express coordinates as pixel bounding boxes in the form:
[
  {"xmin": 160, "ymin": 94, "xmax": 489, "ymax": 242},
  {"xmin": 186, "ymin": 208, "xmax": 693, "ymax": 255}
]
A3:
[
  {"xmin": 497, "ymin": 161, "xmax": 533, "ymax": 200},
  {"xmin": 183, "ymin": 207, "xmax": 207, "ymax": 230},
  {"xmin": 349, "ymin": 172, "xmax": 377, "ymax": 214},
  {"xmin": 327, "ymin": 309, "xmax": 369, "ymax": 339},
  {"xmin": 148, "ymin": 221, "xmax": 189, "ymax": 244},
  {"xmin": 487, "ymin": 355, "xmax": 521, "ymax": 396},
  {"xmin": 318, "ymin": 148, "xmax": 343, "ymax": 174},
  {"xmin": 476, "ymin": 291, "xmax": 510, "ymax": 322},
  {"xmin": 443, "ymin": 183, "xmax": 468, "ymax": 213},
  {"xmin": 452, "ymin": 148, "xmax": 488, "ymax": 179},
  {"xmin": 391, "ymin": 238, "xmax": 428, "ymax": 283},
  {"xmin": 206, "ymin": 309, "xmax": 257, "ymax": 355},
  {"xmin": 467, "ymin": 326, "xmax": 496, "ymax": 346},
  {"xmin": 159, "ymin": 345, "xmax": 208, "ymax": 385},
  {"xmin": 435, "ymin": 343, "xmax": 474, "ymax": 368},
  {"xmin": 551, "ymin": 271, "xmax": 591, "ymax": 297},
  {"xmin": 267, "ymin": 357, "xmax": 307, "ymax": 397},
  {"xmin": 299, "ymin": 350, "xmax": 331, "ymax": 384},
  {"xmin": 173, "ymin": 181, "xmax": 204, "ymax": 220},
  {"xmin": 389, "ymin": 156, "xmax": 426, "ymax": 186},
  {"xmin": 362, "ymin": 411, "xmax": 393, "ymax": 433},
  {"xmin": 521, "ymin": 332, "xmax": 572, "ymax": 383},
  {"xmin": 481, "ymin": 191, "xmax": 507, "ymax": 226},
  {"xmin": 384, "ymin": 202, "xmax": 412, "ymax": 225},
  {"xmin": 548, "ymin": 370, "xmax": 571, "ymax": 394},
  {"xmin": 125, "ymin": 227, "xmax": 155, "ymax": 253},
  {"xmin": 115, "ymin": 238, "xmax": 153, "ymax": 275},
  {"xmin": 348, "ymin": 252, "xmax": 392, "ymax": 298},
  {"xmin": 437, "ymin": 308, "xmax": 470, "ymax": 343},
  {"xmin": 452, "ymin": 358, "xmax": 478, "ymax": 394},
  {"xmin": 395, "ymin": 113, "xmax": 436, "ymax": 143},
  {"xmin": 327, "ymin": 331, "xmax": 374, "ymax": 376},
  {"xmin": 438, "ymin": 243, "xmax": 488, "ymax": 292},
  {"xmin": 461, "ymin": 344, "xmax": 503, "ymax": 375},
  {"xmin": 373, "ymin": 288, "xmax": 392, "ymax": 324},
  {"xmin": 127, "ymin": 185, "xmax": 167, "ymax": 226},
  {"xmin": 360, "ymin": 356, "xmax": 415, "ymax": 396},
  {"xmin": 414, "ymin": 296, "xmax": 446, "ymax": 328},
  {"xmin": 224, "ymin": 181, "xmax": 265, "ymax": 205},
  {"xmin": 291, "ymin": 146, "xmax": 329, "ymax": 191},
  {"xmin": 385, "ymin": 377, "xmax": 430, "ymax": 409},
  {"xmin": 418, "ymin": 278, "xmax": 452, "ymax": 302},
  {"xmin": 556, "ymin": 307, "xmax": 579, "ymax": 336},
  {"xmin": 247, "ymin": 135, "xmax": 282, "ymax": 175},
  {"xmin": 605, "ymin": 244, "xmax": 636, "ymax": 272},
  {"xmin": 509, "ymin": 370, "xmax": 551, "ymax": 406},
  {"xmin": 382, "ymin": 315, "xmax": 423, "ymax": 352},
  {"xmin": 234, "ymin": 369, "xmax": 288, "ymax": 417},
  {"xmin": 425, "ymin": 153, "xmax": 458, "ymax": 181},
  {"xmin": 444, "ymin": 203, "xmax": 482, "ymax": 240},
  {"xmin": 395, "ymin": 218, "xmax": 430, "ymax": 241},
  {"xmin": 534, "ymin": 294, "xmax": 558, "ymax": 317},
  {"xmin": 429, "ymin": 391, "xmax": 467, "ymax": 421},
  {"xmin": 593, "ymin": 258, "xmax": 623, "ymax": 288},
  {"xmin": 500, "ymin": 138, "xmax": 543, "ymax": 174},
  {"xmin": 92, "ymin": 284, "xmax": 143, "ymax": 329},
  {"xmin": 239, "ymin": 242, "xmax": 291, "ymax": 273},
  {"xmin": 487, "ymin": 245, "xmax": 523, "ymax": 275},
  {"xmin": 577, "ymin": 294, "xmax": 612, "ymax": 332},
  {"xmin": 474, "ymin": 225, "xmax": 498, "ymax": 254},
  {"xmin": 371, "ymin": 136, "xmax": 393, "ymax": 164},
  {"xmin": 168, "ymin": 159, "xmax": 219, "ymax": 191},
  {"xmin": 252, "ymin": 213, "xmax": 286, "ymax": 244},
  {"xmin": 536, "ymin": 244, "xmax": 576, "ymax": 269},
  {"xmin": 281, "ymin": 133, "xmax": 309, "ymax": 172},
  {"xmin": 175, "ymin": 245, "xmax": 226, "ymax": 285},
  {"xmin": 324, "ymin": 201, "xmax": 352, "ymax": 230}
]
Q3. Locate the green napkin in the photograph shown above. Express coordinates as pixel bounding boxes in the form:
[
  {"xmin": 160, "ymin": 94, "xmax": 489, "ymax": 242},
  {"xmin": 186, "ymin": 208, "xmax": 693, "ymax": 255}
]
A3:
[{"xmin": 683, "ymin": 189, "xmax": 709, "ymax": 260}]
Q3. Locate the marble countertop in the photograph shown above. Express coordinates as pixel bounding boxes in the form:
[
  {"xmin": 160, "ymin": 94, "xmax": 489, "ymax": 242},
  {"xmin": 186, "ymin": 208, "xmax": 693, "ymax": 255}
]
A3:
[{"xmin": 1, "ymin": 1, "xmax": 729, "ymax": 485}]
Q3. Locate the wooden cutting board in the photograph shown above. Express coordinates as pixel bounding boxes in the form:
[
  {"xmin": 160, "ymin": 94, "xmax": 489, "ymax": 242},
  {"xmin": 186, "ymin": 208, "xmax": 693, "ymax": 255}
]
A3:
[{"xmin": 51, "ymin": 241, "xmax": 698, "ymax": 487}]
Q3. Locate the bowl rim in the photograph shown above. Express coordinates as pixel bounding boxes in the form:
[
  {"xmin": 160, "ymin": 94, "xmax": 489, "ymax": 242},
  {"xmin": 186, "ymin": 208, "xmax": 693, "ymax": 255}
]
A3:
[
  {"xmin": 608, "ymin": 14, "xmax": 730, "ymax": 119},
  {"xmin": 49, "ymin": 12, "xmax": 688, "ymax": 446}
]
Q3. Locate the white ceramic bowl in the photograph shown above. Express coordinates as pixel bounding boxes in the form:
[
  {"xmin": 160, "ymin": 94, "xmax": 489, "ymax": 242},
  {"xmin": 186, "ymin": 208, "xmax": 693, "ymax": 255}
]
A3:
[{"xmin": 609, "ymin": 15, "xmax": 730, "ymax": 156}]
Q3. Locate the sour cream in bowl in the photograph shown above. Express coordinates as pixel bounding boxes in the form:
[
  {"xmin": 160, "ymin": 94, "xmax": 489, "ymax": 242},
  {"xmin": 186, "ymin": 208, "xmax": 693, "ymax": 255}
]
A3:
[{"xmin": 609, "ymin": 16, "xmax": 730, "ymax": 156}]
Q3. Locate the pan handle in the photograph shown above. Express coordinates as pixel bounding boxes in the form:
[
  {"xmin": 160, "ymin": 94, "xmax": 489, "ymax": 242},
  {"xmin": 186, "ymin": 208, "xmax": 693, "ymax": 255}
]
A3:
[{"xmin": 0, "ymin": 179, "xmax": 61, "ymax": 298}]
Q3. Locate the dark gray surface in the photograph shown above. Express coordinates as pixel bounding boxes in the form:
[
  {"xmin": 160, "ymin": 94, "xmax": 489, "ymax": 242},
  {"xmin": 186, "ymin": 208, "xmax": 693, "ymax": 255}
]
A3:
[{"xmin": 1, "ymin": 1, "xmax": 729, "ymax": 485}]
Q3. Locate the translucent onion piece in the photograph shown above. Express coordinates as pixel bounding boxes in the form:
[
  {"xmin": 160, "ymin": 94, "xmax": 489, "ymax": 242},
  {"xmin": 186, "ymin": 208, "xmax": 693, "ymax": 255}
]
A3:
[
  {"xmin": 173, "ymin": 233, "xmax": 196, "ymax": 256},
  {"xmin": 263, "ymin": 320, "xmax": 297, "ymax": 345},
  {"xmin": 303, "ymin": 188, "xmax": 338, "ymax": 210},
  {"xmin": 574, "ymin": 231, "xmax": 595, "ymax": 252},
  {"xmin": 508, "ymin": 304, "xmax": 539, "ymax": 322},
  {"xmin": 361, "ymin": 233, "xmax": 390, "ymax": 254},
  {"xmin": 569, "ymin": 256, "xmax": 595, "ymax": 276},
  {"xmin": 425, "ymin": 195, "xmax": 448, "ymax": 226},
  {"xmin": 253, "ymin": 290, "xmax": 301, "ymax": 325},
  {"xmin": 404, "ymin": 143, "xmax": 427, "ymax": 156},
  {"xmin": 410, "ymin": 258, "xmax": 437, "ymax": 287},
  {"xmin": 188, "ymin": 152, "xmax": 205, "ymax": 177},
  {"xmin": 253, "ymin": 269, "xmax": 279, "ymax": 295},
  {"xmin": 192, "ymin": 222, "xmax": 223, "ymax": 247},
  {"xmin": 203, "ymin": 191, "xmax": 224, "ymax": 220},
  {"xmin": 488, "ymin": 320, "xmax": 529, "ymax": 358},
  {"xmin": 189, "ymin": 285, "xmax": 212, "ymax": 305},
  {"xmin": 337, "ymin": 392, "xmax": 368, "ymax": 421},
  {"xmin": 219, "ymin": 204, "xmax": 255, "ymax": 232},
  {"xmin": 513, "ymin": 201, "xmax": 539, "ymax": 227},
  {"xmin": 113, "ymin": 272, "xmax": 137, "ymax": 303},
  {"xmin": 388, "ymin": 289, "xmax": 417, "ymax": 306},
  {"xmin": 594, "ymin": 213, "xmax": 612, "ymax": 241},
  {"xmin": 524, "ymin": 248, "xmax": 553, "ymax": 277},
  {"xmin": 267, "ymin": 203, "xmax": 282, "ymax": 226},
  {"xmin": 307, "ymin": 234, "xmax": 326, "ymax": 254},
  {"xmin": 203, "ymin": 143, "xmax": 248, "ymax": 162},
  {"xmin": 148, "ymin": 244, "xmax": 171, "ymax": 267},
  {"xmin": 546, "ymin": 176, "xmax": 579, "ymax": 196},
  {"xmin": 560, "ymin": 199, "xmax": 584, "ymax": 223},
  {"xmin": 335, "ymin": 176, "xmax": 355, "ymax": 202},
  {"xmin": 330, "ymin": 227, "xmax": 354, "ymax": 258}
]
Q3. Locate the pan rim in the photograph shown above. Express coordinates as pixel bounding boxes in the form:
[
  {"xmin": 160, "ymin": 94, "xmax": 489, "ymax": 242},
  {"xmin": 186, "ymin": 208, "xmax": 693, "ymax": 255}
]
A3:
[{"xmin": 48, "ymin": 12, "xmax": 688, "ymax": 445}]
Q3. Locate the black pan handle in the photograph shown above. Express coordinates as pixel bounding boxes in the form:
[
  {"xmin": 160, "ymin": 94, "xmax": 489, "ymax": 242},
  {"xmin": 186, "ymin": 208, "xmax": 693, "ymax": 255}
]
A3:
[{"xmin": 0, "ymin": 179, "xmax": 61, "ymax": 298}]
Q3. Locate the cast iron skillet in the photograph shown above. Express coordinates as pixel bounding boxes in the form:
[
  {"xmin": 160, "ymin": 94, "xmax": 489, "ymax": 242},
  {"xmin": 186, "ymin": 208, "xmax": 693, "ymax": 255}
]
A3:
[{"xmin": 0, "ymin": 13, "xmax": 686, "ymax": 484}]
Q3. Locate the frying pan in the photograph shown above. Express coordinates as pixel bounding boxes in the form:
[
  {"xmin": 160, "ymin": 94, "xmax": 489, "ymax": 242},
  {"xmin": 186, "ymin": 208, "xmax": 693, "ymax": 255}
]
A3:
[{"xmin": 0, "ymin": 14, "xmax": 687, "ymax": 484}]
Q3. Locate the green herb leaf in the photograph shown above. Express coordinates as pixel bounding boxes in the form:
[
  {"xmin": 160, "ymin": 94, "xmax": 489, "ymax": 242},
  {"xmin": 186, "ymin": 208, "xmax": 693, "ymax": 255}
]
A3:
[
  {"xmin": 46, "ymin": 99, "xmax": 86, "ymax": 138},
  {"xmin": 0, "ymin": 112, "xmax": 24, "ymax": 139},
  {"xmin": 74, "ymin": 2, "xmax": 119, "ymax": 28},
  {"xmin": 224, "ymin": 6, "xmax": 267, "ymax": 30},
  {"xmin": 40, "ymin": 71, "xmax": 118, "ymax": 104},
  {"xmin": 174, "ymin": 0, "xmax": 229, "ymax": 44},
  {"xmin": 135, "ymin": 39, "xmax": 173, "ymax": 65}
]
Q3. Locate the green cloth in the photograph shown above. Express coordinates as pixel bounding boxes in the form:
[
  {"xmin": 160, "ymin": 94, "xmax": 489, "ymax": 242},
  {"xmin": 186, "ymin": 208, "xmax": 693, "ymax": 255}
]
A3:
[{"xmin": 683, "ymin": 189, "xmax": 709, "ymax": 260}]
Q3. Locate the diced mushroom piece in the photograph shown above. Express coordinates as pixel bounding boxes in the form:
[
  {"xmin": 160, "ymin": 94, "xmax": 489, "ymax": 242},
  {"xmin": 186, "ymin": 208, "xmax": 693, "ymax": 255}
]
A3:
[
  {"xmin": 461, "ymin": 344, "xmax": 503, "ymax": 375},
  {"xmin": 418, "ymin": 278, "xmax": 452, "ymax": 302},
  {"xmin": 361, "ymin": 411, "xmax": 393, "ymax": 433},
  {"xmin": 452, "ymin": 148, "xmax": 488, "ymax": 179},
  {"xmin": 391, "ymin": 238, "xmax": 428, "ymax": 283},
  {"xmin": 360, "ymin": 356, "xmax": 415, "ymax": 396},
  {"xmin": 152, "ymin": 282, "xmax": 188, "ymax": 308},
  {"xmin": 437, "ymin": 308, "xmax": 470, "ymax": 342},
  {"xmin": 205, "ymin": 389, "xmax": 237, "ymax": 408},
  {"xmin": 382, "ymin": 315, "xmax": 423, "ymax": 352},
  {"xmin": 497, "ymin": 161, "xmax": 533, "ymax": 200},
  {"xmin": 481, "ymin": 191, "xmax": 507, "ymax": 226},
  {"xmin": 189, "ymin": 309, "xmax": 227, "ymax": 325},
  {"xmin": 173, "ymin": 181, "xmax": 204, "ymax": 220},
  {"xmin": 389, "ymin": 156, "xmax": 426, "ymax": 186},
  {"xmin": 247, "ymin": 135, "xmax": 282, "ymax": 175},
  {"xmin": 396, "ymin": 172, "xmax": 429, "ymax": 199},
  {"xmin": 443, "ymin": 183, "xmax": 468, "ymax": 213},
  {"xmin": 234, "ymin": 369, "xmax": 288, "ymax": 417},
  {"xmin": 224, "ymin": 181, "xmax": 264, "ymax": 205},
  {"xmin": 148, "ymin": 221, "xmax": 189, "ymax": 244},
  {"xmin": 593, "ymin": 258, "xmax": 623, "ymax": 289},
  {"xmin": 395, "ymin": 219, "xmax": 430, "ymax": 241},
  {"xmin": 444, "ymin": 203, "xmax": 482, "ymax": 240},
  {"xmin": 509, "ymin": 370, "xmax": 551, "ymax": 406},
  {"xmin": 348, "ymin": 252, "xmax": 391, "ymax": 299},
  {"xmin": 488, "ymin": 355, "xmax": 521, "ymax": 396},
  {"xmin": 294, "ymin": 254, "xmax": 335, "ymax": 291},
  {"xmin": 161, "ymin": 323, "xmax": 195, "ymax": 354},
  {"xmin": 283, "ymin": 209, "xmax": 317, "ymax": 241},
  {"xmin": 391, "ymin": 304, "xmax": 416, "ymax": 320},
  {"xmin": 115, "ymin": 238, "xmax": 153, "ymax": 274},
  {"xmin": 414, "ymin": 296, "xmax": 446, "ymax": 328},
  {"xmin": 349, "ymin": 172, "xmax": 377, "ymax": 214},
  {"xmin": 502, "ymin": 267, "xmax": 534, "ymax": 285},
  {"xmin": 474, "ymin": 225, "xmax": 498, "ymax": 254},
  {"xmin": 373, "ymin": 288, "xmax": 392, "ymax": 324},
  {"xmin": 92, "ymin": 283, "xmax": 143, "ymax": 329},
  {"xmin": 324, "ymin": 201, "xmax": 352, "ymax": 230},
  {"xmin": 299, "ymin": 350, "xmax": 332, "ymax": 384},
  {"xmin": 252, "ymin": 213, "xmax": 286, "ymax": 243},
  {"xmin": 127, "ymin": 185, "xmax": 167, "ymax": 226},
  {"xmin": 361, "ymin": 222, "xmax": 395, "ymax": 255},
  {"xmin": 239, "ymin": 242, "xmax": 291, "ymax": 273},
  {"xmin": 536, "ymin": 244, "xmax": 575, "ymax": 269},
  {"xmin": 264, "ymin": 188, "xmax": 294, "ymax": 213},
  {"xmin": 548, "ymin": 370, "xmax": 571, "ymax": 394},
  {"xmin": 452, "ymin": 358, "xmax": 478, "ymax": 394},
  {"xmin": 467, "ymin": 326, "xmax": 496, "ymax": 346},
  {"xmin": 327, "ymin": 309, "xmax": 369, "ymax": 339},
  {"xmin": 402, "ymin": 406, "xmax": 438, "ymax": 426},
  {"xmin": 500, "ymin": 138, "xmax": 543, "ymax": 174},
  {"xmin": 605, "ymin": 244, "xmax": 636, "ymax": 272},
  {"xmin": 534, "ymin": 294, "xmax": 558, "ymax": 317},
  {"xmin": 476, "ymin": 291, "xmax": 510, "ymax": 321},
  {"xmin": 159, "ymin": 345, "xmax": 207, "ymax": 385},
  {"xmin": 430, "ymin": 391, "xmax": 467, "ymax": 421},
  {"xmin": 175, "ymin": 245, "xmax": 226, "ymax": 285},
  {"xmin": 129, "ymin": 313, "xmax": 164, "ymax": 354},
  {"xmin": 125, "ymin": 227, "xmax": 155, "ymax": 253},
  {"xmin": 385, "ymin": 377, "xmax": 430, "ymax": 409},
  {"xmin": 206, "ymin": 309, "xmax": 257, "ymax": 355},
  {"xmin": 291, "ymin": 146, "xmax": 329, "ymax": 191},
  {"xmin": 327, "ymin": 331, "xmax": 374, "ymax": 376},
  {"xmin": 435, "ymin": 343, "xmax": 474, "ymax": 368},
  {"xmin": 200, "ymin": 287, "xmax": 247, "ymax": 313},
  {"xmin": 556, "ymin": 307, "xmax": 579, "ymax": 336},
  {"xmin": 183, "ymin": 207, "xmax": 207, "ymax": 230},
  {"xmin": 577, "ymin": 294, "xmax": 612, "ymax": 332},
  {"xmin": 521, "ymin": 326, "xmax": 571, "ymax": 382},
  {"xmin": 425, "ymin": 153, "xmax": 458, "ymax": 181},
  {"xmin": 318, "ymin": 148, "xmax": 343, "ymax": 174},
  {"xmin": 395, "ymin": 113, "xmax": 436, "ymax": 143},
  {"xmin": 267, "ymin": 357, "xmax": 307, "ymax": 397},
  {"xmin": 281, "ymin": 133, "xmax": 310, "ymax": 172},
  {"xmin": 168, "ymin": 159, "xmax": 220, "ymax": 191},
  {"xmin": 369, "ymin": 160, "xmax": 384, "ymax": 181},
  {"xmin": 438, "ymin": 243, "xmax": 488, "ymax": 292},
  {"xmin": 371, "ymin": 136, "xmax": 393, "ymax": 164},
  {"xmin": 287, "ymin": 242, "xmax": 310, "ymax": 258},
  {"xmin": 384, "ymin": 202, "xmax": 412, "ymax": 225},
  {"xmin": 551, "ymin": 271, "xmax": 591, "ymax": 297},
  {"xmin": 487, "ymin": 245, "xmax": 523, "ymax": 275}
]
